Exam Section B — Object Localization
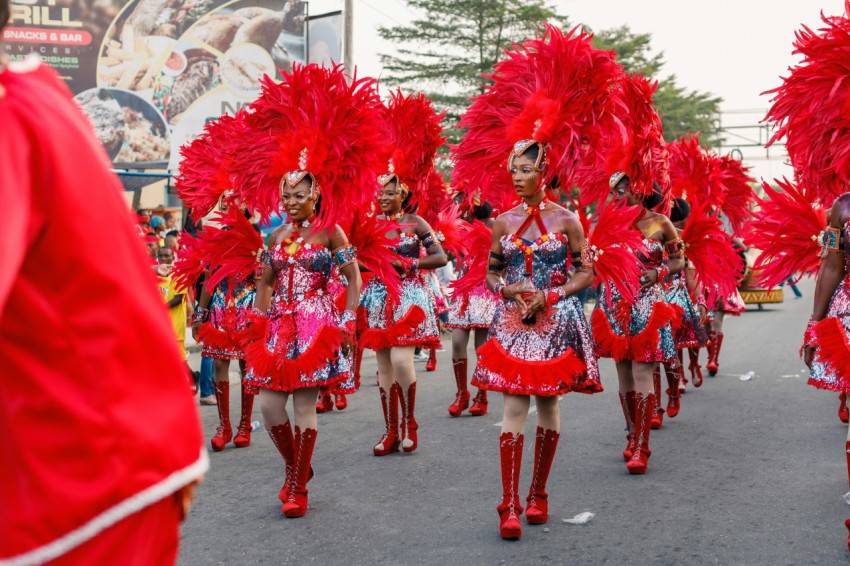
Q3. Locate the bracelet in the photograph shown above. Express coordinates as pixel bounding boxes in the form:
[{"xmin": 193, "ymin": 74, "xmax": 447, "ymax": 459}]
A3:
[
  {"xmin": 250, "ymin": 307, "xmax": 269, "ymax": 318},
  {"xmin": 804, "ymin": 317, "xmax": 818, "ymax": 347},
  {"xmin": 339, "ymin": 309, "xmax": 357, "ymax": 334},
  {"xmin": 192, "ymin": 308, "xmax": 209, "ymax": 324}
]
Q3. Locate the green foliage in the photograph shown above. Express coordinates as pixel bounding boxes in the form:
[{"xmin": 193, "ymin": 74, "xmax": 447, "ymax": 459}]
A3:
[
  {"xmin": 378, "ymin": 0, "xmax": 566, "ymax": 151},
  {"xmin": 378, "ymin": 2, "xmax": 722, "ymax": 153},
  {"xmin": 591, "ymin": 26, "xmax": 722, "ymax": 147}
]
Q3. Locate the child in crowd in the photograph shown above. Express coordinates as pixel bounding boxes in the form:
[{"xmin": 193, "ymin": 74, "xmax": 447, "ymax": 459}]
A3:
[{"xmin": 156, "ymin": 247, "xmax": 196, "ymax": 391}]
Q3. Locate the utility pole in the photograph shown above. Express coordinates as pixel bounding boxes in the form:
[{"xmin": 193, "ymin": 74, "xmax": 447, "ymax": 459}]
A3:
[{"xmin": 343, "ymin": 0, "xmax": 353, "ymax": 71}]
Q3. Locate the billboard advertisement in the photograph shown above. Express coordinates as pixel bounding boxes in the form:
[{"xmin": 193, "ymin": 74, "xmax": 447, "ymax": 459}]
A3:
[
  {"xmin": 307, "ymin": 10, "xmax": 341, "ymax": 67},
  {"xmin": 3, "ymin": 0, "xmax": 307, "ymax": 169}
]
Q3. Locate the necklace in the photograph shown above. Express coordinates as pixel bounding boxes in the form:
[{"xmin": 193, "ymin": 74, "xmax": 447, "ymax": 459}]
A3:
[
  {"xmin": 282, "ymin": 216, "xmax": 314, "ymax": 253},
  {"xmin": 521, "ymin": 198, "xmax": 549, "ymax": 215},
  {"xmin": 383, "ymin": 211, "xmax": 404, "ymax": 222}
]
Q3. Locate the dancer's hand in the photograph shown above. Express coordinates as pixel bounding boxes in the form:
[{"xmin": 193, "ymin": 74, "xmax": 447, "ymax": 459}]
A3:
[
  {"xmin": 697, "ymin": 304, "xmax": 708, "ymax": 325},
  {"xmin": 803, "ymin": 345, "xmax": 815, "ymax": 368},
  {"xmin": 639, "ymin": 269, "xmax": 657, "ymax": 290},
  {"xmin": 191, "ymin": 321, "xmax": 201, "ymax": 341},
  {"xmin": 522, "ymin": 290, "xmax": 547, "ymax": 320}
]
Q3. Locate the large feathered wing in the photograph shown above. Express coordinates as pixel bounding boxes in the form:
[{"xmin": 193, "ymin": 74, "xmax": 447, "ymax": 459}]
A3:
[
  {"xmin": 587, "ymin": 203, "xmax": 645, "ymax": 302},
  {"xmin": 681, "ymin": 202, "xmax": 743, "ymax": 305}
]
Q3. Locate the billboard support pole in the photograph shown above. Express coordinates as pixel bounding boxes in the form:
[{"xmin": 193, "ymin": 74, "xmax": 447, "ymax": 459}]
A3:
[{"xmin": 343, "ymin": 0, "xmax": 353, "ymax": 72}]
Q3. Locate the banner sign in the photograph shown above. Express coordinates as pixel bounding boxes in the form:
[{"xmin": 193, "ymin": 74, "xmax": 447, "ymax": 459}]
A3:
[{"xmin": 4, "ymin": 0, "xmax": 307, "ymax": 169}]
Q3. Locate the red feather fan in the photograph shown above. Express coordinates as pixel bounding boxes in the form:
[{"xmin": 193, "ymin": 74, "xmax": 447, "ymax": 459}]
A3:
[
  {"xmin": 449, "ymin": 220, "xmax": 493, "ymax": 301},
  {"xmin": 681, "ymin": 202, "xmax": 744, "ymax": 305},
  {"xmin": 451, "ymin": 24, "xmax": 625, "ymax": 210},
  {"xmin": 342, "ymin": 209, "xmax": 405, "ymax": 297},
  {"xmin": 175, "ymin": 110, "xmax": 250, "ymax": 221},
  {"xmin": 417, "ymin": 169, "xmax": 453, "ymax": 226},
  {"xmin": 231, "ymin": 64, "xmax": 385, "ymax": 228},
  {"xmin": 171, "ymin": 231, "xmax": 208, "ymax": 292},
  {"xmin": 201, "ymin": 209, "xmax": 265, "ymax": 291},
  {"xmin": 763, "ymin": 1, "xmax": 850, "ymax": 205},
  {"xmin": 380, "ymin": 91, "xmax": 446, "ymax": 219},
  {"xmin": 587, "ymin": 203, "xmax": 646, "ymax": 302},
  {"xmin": 430, "ymin": 204, "xmax": 471, "ymax": 260},
  {"xmin": 575, "ymin": 73, "xmax": 669, "ymax": 205},
  {"xmin": 667, "ymin": 134, "xmax": 714, "ymax": 207},
  {"xmin": 747, "ymin": 178, "xmax": 826, "ymax": 288},
  {"xmin": 709, "ymin": 154, "xmax": 756, "ymax": 235}
]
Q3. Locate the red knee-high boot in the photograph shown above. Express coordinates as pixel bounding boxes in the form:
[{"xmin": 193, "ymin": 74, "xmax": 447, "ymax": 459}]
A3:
[
  {"xmin": 651, "ymin": 366, "xmax": 664, "ymax": 429},
  {"xmin": 688, "ymin": 347, "xmax": 704, "ymax": 387},
  {"xmin": 282, "ymin": 427, "xmax": 318, "ymax": 518},
  {"xmin": 449, "ymin": 358, "xmax": 470, "ymax": 417},
  {"xmin": 210, "ymin": 380, "xmax": 232, "ymax": 451},
  {"xmin": 664, "ymin": 363, "xmax": 681, "ymax": 418},
  {"xmin": 706, "ymin": 331, "xmax": 720, "ymax": 376},
  {"xmin": 619, "ymin": 391, "xmax": 636, "ymax": 461},
  {"xmin": 353, "ymin": 342, "xmax": 364, "ymax": 390},
  {"xmin": 525, "ymin": 427, "xmax": 559, "ymax": 525},
  {"xmin": 373, "ymin": 383, "xmax": 400, "ymax": 456},
  {"xmin": 626, "ymin": 392, "xmax": 655, "ymax": 475},
  {"xmin": 498, "ymin": 432, "xmax": 524, "ymax": 540},
  {"xmin": 839, "ymin": 393, "xmax": 849, "ymax": 424},
  {"xmin": 268, "ymin": 422, "xmax": 294, "ymax": 502},
  {"xmin": 400, "ymin": 382, "xmax": 419, "ymax": 453},
  {"xmin": 315, "ymin": 386, "xmax": 333, "ymax": 413},
  {"xmin": 426, "ymin": 347, "xmax": 437, "ymax": 372},
  {"xmin": 233, "ymin": 385, "xmax": 255, "ymax": 448}
]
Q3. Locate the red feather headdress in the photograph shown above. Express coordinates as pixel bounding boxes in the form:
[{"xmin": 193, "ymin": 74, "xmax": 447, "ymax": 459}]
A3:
[
  {"xmin": 747, "ymin": 178, "xmax": 826, "ymax": 288},
  {"xmin": 449, "ymin": 220, "xmax": 494, "ymax": 301},
  {"xmin": 378, "ymin": 90, "xmax": 446, "ymax": 218},
  {"xmin": 429, "ymin": 203, "xmax": 471, "ymax": 260},
  {"xmin": 681, "ymin": 202, "xmax": 744, "ymax": 305},
  {"xmin": 667, "ymin": 134, "xmax": 714, "ymax": 207},
  {"xmin": 176, "ymin": 110, "xmax": 250, "ymax": 221},
  {"xmin": 232, "ymin": 64, "xmax": 385, "ymax": 229},
  {"xmin": 764, "ymin": 1, "xmax": 850, "ymax": 205},
  {"xmin": 451, "ymin": 24, "xmax": 625, "ymax": 210},
  {"xmin": 575, "ymin": 73, "xmax": 669, "ymax": 205},
  {"xmin": 708, "ymin": 154, "xmax": 755, "ymax": 235},
  {"xmin": 417, "ymin": 168, "xmax": 453, "ymax": 226}
]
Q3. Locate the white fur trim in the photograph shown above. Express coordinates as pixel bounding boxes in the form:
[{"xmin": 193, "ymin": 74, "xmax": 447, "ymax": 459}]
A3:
[{"xmin": 1, "ymin": 448, "xmax": 209, "ymax": 566}]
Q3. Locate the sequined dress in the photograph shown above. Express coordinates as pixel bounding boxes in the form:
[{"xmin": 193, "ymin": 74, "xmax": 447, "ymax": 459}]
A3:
[
  {"xmin": 244, "ymin": 243, "xmax": 353, "ymax": 393},
  {"xmin": 662, "ymin": 269, "xmax": 708, "ymax": 349},
  {"xmin": 592, "ymin": 239, "xmax": 677, "ymax": 363},
  {"xmin": 446, "ymin": 262, "xmax": 498, "ymax": 330},
  {"xmin": 809, "ymin": 223, "xmax": 850, "ymax": 392},
  {"xmin": 358, "ymin": 232, "xmax": 441, "ymax": 350},
  {"xmin": 200, "ymin": 276, "xmax": 255, "ymax": 360},
  {"xmin": 471, "ymin": 232, "xmax": 601, "ymax": 396}
]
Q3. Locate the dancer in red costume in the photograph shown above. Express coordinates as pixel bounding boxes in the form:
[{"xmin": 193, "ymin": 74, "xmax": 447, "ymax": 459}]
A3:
[
  {"xmin": 453, "ymin": 25, "xmax": 627, "ymax": 539},
  {"xmin": 232, "ymin": 64, "xmax": 381, "ymax": 518},
  {"xmin": 446, "ymin": 201, "xmax": 498, "ymax": 417},
  {"xmin": 358, "ymin": 91, "xmax": 448, "ymax": 456},
  {"xmin": 754, "ymin": 2, "xmax": 850, "ymax": 549},
  {"xmin": 175, "ymin": 113, "xmax": 261, "ymax": 451},
  {"xmin": 594, "ymin": 174, "xmax": 684, "ymax": 473},
  {"xmin": 0, "ymin": 6, "xmax": 207, "ymax": 562}
]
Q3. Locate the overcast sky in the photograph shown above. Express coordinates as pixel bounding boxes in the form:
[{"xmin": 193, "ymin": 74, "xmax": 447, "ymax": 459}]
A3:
[{"xmin": 312, "ymin": 0, "xmax": 842, "ymax": 181}]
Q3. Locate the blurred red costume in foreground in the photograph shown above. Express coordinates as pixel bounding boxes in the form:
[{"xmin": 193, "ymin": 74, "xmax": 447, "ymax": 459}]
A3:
[{"xmin": 0, "ymin": 58, "xmax": 207, "ymax": 565}]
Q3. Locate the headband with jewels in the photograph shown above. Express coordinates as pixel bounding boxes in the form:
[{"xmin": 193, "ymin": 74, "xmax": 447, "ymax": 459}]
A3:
[
  {"xmin": 608, "ymin": 171, "xmax": 627, "ymax": 190},
  {"xmin": 231, "ymin": 63, "xmax": 386, "ymax": 230},
  {"xmin": 176, "ymin": 109, "xmax": 251, "ymax": 222},
  {"xmin": 378, "ymin": 90, "xmax": 446, "ymax": 217},
  {"xmin": 451, "ymin": 24, "xmax": 628, "ymax": 211},
  {"xmin": 507, "ymin": 139, "xmax": 548, "ymax": 172}
]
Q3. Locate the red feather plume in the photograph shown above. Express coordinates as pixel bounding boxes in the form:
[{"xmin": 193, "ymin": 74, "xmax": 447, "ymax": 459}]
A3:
[
  {"xmin": 231, "ymin": 64, "xmax": 385, "ymax": 229},
  {"xmin": 575, "ymin": 73, "xmax": 669, "ymax": 205},
  {"xmin": 709, "ymin": 154, "xmax": 756, "ymax": 235},
  {"xmin": 380, "ymin": 90, "xmax": 446, "ymax": 218},
  {"xmin": 171, "ymin": 232, "xmax": 208, "ymax": 292},
  {"xmin": 587, "ymin": 203, "xmax": 646, "ymax": 302},
  {"xmin": 175, "ymin": 110, "xmax": 250, "ymax": 221},
  {"xmin": 667, "ymin": 134, "xmax": 714, "ymax": 206},
  {"xmin": 417, "ymin": 169, "xmax": 453, "ymax": 226},
  {"xmin": 430, "ymin": 204, "xmax": 471, "ymax": 260},
  {"xmin": 681, "ymin": 202, "xmax": 744, "ymax": 305},
  {"xmin": 747, "ymin": 178, "xmax": 826, "ymax": 288},
  {"xmin": 201, "ymin": 209, "xmax": 264, "ymax": 291},
  {"xmin": 763, "ymin": 1, "xmax": 850, "ymax": 205},
  {"xmin": 451, "ymin": 24, "xmax": 625, "ymax": 210}
]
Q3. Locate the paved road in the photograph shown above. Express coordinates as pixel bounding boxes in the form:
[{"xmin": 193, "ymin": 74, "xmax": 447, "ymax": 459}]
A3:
[{"xmin": 179, "ymin": 279, "xmax": 850, "ymax": 564}]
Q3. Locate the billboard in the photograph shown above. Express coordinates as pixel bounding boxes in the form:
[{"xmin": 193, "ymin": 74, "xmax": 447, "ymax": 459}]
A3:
[{"xmin": 3, "ymin": 0, "xmax": 307, "ymax": 169}]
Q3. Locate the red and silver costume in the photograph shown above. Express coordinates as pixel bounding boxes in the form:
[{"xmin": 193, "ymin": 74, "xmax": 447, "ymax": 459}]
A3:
[{"xmin": 0, "ymin": 58, "xmax": 206, "ymax": 564}]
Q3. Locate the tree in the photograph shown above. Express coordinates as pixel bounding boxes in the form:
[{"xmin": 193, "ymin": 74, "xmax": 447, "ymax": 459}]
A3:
[
  {"xmin": 591, "ymin": 26, "xmax": 723, "ymax": 147},
  {"xmin": 378, "ymin": 0, "xmax": 567, "ymax": 152}
]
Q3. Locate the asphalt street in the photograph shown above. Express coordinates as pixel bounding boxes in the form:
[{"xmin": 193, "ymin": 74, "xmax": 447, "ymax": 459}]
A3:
[{"xmin": 178, "ymin": 278, "xmax": 850, "ymax": 565}]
